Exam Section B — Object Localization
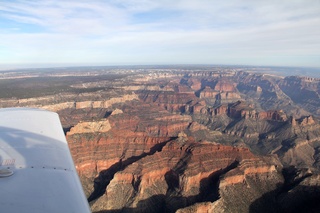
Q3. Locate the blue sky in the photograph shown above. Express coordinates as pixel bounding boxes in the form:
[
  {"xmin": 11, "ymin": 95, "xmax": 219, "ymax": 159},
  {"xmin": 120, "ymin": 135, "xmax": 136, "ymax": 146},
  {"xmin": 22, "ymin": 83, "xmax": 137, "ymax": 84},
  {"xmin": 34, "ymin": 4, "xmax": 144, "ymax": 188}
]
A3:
[{"xmin": 0, "ymin": 0, "xmax": 319, "ymax": 69}]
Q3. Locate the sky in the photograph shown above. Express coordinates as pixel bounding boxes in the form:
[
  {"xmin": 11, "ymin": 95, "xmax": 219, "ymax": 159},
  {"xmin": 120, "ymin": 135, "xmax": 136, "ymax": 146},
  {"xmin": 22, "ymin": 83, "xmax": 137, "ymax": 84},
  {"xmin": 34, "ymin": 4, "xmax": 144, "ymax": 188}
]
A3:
[{"xmin": 0, "ymin": 0, "xmax": 319, "ymax": 69}]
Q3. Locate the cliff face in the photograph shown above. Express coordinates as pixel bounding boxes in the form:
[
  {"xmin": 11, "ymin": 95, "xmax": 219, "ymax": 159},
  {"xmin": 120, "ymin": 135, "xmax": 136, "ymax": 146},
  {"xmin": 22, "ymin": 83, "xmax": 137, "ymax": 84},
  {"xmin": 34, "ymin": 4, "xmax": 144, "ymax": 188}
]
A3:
[
  {"xmin": 85, "ymin": 138, "xmax": 283, "ymax": 213},
  {"xmin": 1, "ymin": 68, "xmax": 320, "ymax": 212},
  {"xmin": 67, "ymin": 102, "xmax": 191, "ymax": 177},
  {"xmin": 64, "ymin": 97, "xmax": 287, "ymax": 213},
  {"xmin": 277, "ymin": 76, "xmax": 320, "ymax": 115},
  {"xmin": 64, "ymin": 98, "xmax": 320, "ymax": 213}
]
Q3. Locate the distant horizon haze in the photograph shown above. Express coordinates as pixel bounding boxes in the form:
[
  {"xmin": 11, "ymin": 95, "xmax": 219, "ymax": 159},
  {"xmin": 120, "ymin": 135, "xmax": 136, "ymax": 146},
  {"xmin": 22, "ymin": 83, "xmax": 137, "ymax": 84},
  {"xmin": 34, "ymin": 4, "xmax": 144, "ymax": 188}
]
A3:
[{"xmin": 0, "ymin": 63, "xmax": 319, "ymax": 78}]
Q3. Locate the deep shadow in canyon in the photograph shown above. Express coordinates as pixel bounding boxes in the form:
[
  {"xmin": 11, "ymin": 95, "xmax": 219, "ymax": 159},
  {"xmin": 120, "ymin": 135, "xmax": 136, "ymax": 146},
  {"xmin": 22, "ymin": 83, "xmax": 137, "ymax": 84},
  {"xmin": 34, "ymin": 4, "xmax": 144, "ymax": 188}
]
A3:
[{"xmin": 88, "ymin": 137, "xmax": 178, "ymax": 202}]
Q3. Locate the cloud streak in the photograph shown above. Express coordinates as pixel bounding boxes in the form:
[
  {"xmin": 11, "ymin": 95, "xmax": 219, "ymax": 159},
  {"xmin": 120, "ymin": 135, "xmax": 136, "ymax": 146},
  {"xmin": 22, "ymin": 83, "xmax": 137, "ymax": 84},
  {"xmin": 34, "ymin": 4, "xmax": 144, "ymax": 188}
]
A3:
[{"xmin": 0, "ymin": 0, "xmax": 319, "ymax": 67}]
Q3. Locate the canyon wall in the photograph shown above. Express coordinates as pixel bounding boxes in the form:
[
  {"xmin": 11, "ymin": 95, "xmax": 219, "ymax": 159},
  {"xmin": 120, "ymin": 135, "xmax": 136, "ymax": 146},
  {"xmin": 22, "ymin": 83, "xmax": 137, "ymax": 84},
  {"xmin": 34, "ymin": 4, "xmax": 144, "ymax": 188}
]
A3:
[{"xmin": 1, "ymin": 69, "xmax": 320, "ymax": 212}]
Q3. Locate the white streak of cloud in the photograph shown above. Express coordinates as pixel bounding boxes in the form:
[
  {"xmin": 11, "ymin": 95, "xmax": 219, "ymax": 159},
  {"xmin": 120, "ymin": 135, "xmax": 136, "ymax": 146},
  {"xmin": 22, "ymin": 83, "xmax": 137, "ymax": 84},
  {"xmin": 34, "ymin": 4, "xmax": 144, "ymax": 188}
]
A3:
[{"xmin": 0, "ymin": 0, "xmax": 319, "ymax": 67}]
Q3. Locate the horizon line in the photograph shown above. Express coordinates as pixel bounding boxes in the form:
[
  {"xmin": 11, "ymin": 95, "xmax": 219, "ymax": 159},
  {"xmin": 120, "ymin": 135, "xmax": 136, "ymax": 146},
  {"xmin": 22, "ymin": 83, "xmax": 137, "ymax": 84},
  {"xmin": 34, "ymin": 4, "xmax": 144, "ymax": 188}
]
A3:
[{"xmin": 1, "ymin": 63, "xmax": 320, "ymax": 71}]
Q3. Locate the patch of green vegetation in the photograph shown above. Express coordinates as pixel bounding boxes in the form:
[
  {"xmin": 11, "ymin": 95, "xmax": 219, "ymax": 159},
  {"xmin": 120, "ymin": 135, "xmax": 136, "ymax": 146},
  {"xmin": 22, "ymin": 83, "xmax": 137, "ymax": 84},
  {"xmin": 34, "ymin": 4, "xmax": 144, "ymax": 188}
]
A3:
[{"xmin": 0, "ymin": 74, "xmax": 128, "ymax": 99}]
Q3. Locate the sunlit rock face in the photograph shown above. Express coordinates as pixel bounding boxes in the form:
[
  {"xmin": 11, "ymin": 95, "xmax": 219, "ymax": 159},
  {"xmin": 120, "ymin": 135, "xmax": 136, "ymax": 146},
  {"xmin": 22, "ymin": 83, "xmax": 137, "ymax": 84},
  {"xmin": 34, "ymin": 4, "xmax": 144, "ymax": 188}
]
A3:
[
  {"xmin": 69, "ymin": 127, "xmax": 283, "ymax": 213},
  {"xmin": 64, "ymin": 98, "xmax": 284, "ymax": 212},
  {"xmin": 1, "ymin": 68, "xmax": 320, "ymax": 212}
]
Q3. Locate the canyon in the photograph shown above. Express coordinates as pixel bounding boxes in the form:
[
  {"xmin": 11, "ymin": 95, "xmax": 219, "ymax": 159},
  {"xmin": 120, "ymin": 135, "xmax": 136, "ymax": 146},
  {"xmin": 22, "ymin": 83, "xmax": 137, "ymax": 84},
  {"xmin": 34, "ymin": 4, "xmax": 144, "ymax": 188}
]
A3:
[{"xmin": 0, "ymin": 66, "xmax": 320, "ymax": 212}]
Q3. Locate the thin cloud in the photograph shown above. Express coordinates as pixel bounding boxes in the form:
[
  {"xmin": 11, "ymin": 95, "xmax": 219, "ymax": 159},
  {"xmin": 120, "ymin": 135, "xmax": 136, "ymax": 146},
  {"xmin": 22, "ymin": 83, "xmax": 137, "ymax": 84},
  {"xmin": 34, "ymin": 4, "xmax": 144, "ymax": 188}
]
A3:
[{"xmin": 0, "ymin": 0, "xmax": 319, "ymax": 67}]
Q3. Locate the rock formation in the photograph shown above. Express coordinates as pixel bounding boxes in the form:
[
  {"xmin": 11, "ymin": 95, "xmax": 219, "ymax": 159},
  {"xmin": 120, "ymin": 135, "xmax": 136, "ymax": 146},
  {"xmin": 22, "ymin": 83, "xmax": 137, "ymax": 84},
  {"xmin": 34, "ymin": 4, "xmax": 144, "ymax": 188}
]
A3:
[{"xmin": 1, "ymin": 67, "xmax": 320, "ymax": 212}]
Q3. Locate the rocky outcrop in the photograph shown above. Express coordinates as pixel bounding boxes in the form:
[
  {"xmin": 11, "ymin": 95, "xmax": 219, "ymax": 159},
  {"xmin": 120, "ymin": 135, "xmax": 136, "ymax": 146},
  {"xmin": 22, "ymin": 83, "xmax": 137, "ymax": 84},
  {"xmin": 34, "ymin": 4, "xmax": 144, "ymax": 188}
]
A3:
[
  {"xmin": 221, "ymin": 101, "xmax": 288, "ymax": 122},
  {"xmin": 0, "ymin": 93, "xmax": 139, "ymax": 112},
  {"xmin": 258, "ymin": 110, "xmax": 287, "ymax": 122},
  {"xmin": 71, "ymin": 93, "xmax": 139, "ymax": 110},
  {"xmin": 228, "ymin": 101, "xmax": 256, "ymax": 119},
  {"xmin": 89, "ymin": 140, "xmax": 282, "ymax": 213},
  {"xmin": 199, "ymin": 87, "xmax": 219, "ymax": 99},
  {"xmin": 66, "ymin": 100, "xmax": 192, "ymax": 177},
  {"xmin": 218, "ymin": 91, "xmax": 241, "ymax": 102},
  {"xmin": 68, "ymin": 120, "xmax": 111, "ymax": 135},
  {"xmin": 299, "ymin": 115, "xmax": 315, "ymax": 126},
  {"xmin": 185, "ymin": 78, "xmax": 202, "ymax": 91},
  {"xmin": 111, "ymin": 108, "xmax": 123, "ymax": 115},
  {"xmin": 139, "ymin": 90, "xmax": 198, "ymax": 113},
  {"xmin": 213, "ymin": 104, "xmax": 228, "ymax": 116},
  {"xmin": 214, "ymin": 79, "xmax": 236, "ymax": 92}
]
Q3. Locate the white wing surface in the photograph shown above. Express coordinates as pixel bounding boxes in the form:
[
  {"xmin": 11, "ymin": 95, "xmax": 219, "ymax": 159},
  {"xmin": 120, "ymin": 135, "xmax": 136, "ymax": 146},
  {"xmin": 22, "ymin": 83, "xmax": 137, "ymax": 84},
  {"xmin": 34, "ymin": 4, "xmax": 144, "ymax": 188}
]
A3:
[{"xmin": 0, "ymin": 108, "xmax": 91, "ymax": 213}]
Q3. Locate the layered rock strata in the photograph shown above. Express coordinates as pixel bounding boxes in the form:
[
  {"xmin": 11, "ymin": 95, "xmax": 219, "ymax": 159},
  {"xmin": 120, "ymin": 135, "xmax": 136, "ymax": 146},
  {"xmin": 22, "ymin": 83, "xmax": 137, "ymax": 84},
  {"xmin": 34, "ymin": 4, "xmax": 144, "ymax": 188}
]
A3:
[{"xmin": 88, "ymin": 140, "xmax": 282, "ymax": 213}]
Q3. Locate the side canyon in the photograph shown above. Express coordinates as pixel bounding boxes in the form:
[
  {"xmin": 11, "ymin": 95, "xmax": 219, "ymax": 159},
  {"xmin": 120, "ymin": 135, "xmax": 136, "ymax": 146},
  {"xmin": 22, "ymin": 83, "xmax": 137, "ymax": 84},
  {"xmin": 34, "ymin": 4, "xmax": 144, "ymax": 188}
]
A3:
[{"xmin": 1, "ymin": 67, "xmax": 320, "ymax": 212}]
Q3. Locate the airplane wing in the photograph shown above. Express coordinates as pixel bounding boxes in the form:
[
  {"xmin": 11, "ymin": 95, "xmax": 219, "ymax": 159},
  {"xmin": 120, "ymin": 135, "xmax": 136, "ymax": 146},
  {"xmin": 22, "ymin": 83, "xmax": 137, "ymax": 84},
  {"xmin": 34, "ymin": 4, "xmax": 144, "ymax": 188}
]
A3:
[{"xmin": 0, "ymin": 108, "xmax": 91, "ymax": 213}]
